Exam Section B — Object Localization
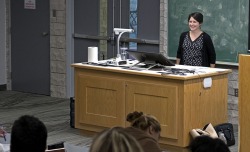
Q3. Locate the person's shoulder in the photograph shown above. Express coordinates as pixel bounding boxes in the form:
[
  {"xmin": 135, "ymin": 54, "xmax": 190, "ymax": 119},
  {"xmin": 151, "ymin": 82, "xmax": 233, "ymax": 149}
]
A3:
[
  {"xmin": 124, "ymin": 127, "xmax": 145, "ymax": 136},
  {"xmin": 125, "ymin": 127, "xmax": 156, "ymax": 140},
  {"xmin": 202, "ymin": 32, "xmax": 212, "ymax": 38},
  {"xmin": 180, "ymin": 31, "xmax": 188, "ymax": 39},
  {"xmin": 124, "ymin": 127, "xmax": 134, "ymax": 132},
  {"xmin": 181, "ymin": 31, "xmax": 189, "ymax": 36},
  {"xmin": 142, "ymin": 139, "xmax": 162, "ymax": 152}
]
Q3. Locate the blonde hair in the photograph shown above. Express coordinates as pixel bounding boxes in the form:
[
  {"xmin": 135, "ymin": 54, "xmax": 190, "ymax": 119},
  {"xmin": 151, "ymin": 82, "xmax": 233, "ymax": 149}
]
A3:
[
  {"xmin": 89, "ymin": 127, "xmax": 144, "ymax": 152},
  {"xmin": 126, "ymin": 111, "xmax": 161, "ymax": 132}
]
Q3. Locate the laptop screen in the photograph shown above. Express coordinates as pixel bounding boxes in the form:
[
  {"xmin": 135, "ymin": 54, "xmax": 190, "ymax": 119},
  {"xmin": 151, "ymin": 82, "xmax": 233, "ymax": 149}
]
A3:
[{"xmin": 126, "ymin": 50, "xmax": 175, "ymax": 66}]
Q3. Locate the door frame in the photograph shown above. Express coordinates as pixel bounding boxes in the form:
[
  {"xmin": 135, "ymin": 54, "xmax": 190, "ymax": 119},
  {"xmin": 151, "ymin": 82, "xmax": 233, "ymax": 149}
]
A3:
[{"xmin": 66, "ymin": 0, "xmax": 74, "ymax": 97}]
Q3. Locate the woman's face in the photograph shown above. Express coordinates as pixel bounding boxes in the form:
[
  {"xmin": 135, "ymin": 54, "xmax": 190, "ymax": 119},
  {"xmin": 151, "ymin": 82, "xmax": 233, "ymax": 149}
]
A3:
[{"xmin": 189, "ymin": 17, "xmax": 201, "ymax": 31}]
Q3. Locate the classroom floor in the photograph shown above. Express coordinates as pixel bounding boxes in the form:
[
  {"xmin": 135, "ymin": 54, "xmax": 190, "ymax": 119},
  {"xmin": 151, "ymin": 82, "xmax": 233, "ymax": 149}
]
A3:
[{"xmin": 0, "ymin": 91, "xmax": 238, "ymax": 152}]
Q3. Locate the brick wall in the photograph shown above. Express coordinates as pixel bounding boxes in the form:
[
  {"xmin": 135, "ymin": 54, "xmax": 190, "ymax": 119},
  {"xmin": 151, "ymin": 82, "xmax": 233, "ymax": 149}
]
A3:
[
  {"xmin": 50, "ymin": 0, "xmax": 67, "ymax": 98},
  {"xmin": 227, "ymin": 69, "xmax": 239, "ymax": 124}
]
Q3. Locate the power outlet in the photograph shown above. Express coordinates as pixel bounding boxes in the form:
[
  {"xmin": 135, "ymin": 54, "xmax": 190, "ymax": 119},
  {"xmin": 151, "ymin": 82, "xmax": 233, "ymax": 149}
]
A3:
[{"xmin": 234, "ymin": 89, "xmax": 238, "ymax": 97}]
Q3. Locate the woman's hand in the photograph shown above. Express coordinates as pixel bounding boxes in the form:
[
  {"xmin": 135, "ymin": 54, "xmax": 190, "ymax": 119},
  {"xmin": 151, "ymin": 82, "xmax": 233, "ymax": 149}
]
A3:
[
  {"xmin": 0, "ymin": 128, "xmax": 6, "ymax": 137},
  {"xmin": 210, "ymin": 64, "xmax": 215, "ymax": 68},
  {"xmin": 176, "ymin": 58, "xmax": 180, "ymax": 65}
]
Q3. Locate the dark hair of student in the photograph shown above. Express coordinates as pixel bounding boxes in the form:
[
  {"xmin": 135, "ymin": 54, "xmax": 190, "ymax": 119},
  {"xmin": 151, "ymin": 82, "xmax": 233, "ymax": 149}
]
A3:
[
  {"xmin": 188, "ymin": 12, "xmax": 203, "ymax": 24},
  {"xmin": 10, "ymin": 115, "xmax": 48, "ymax": 152},
  {"xmin": 89, "ymin": 127, "xmax": 144, "ymax": 152},
  {"xmin": 189, "ymin": 136, "xmax": 230, "ymax": 152},
  {"xmin": 126, "ymin": 111, "xmax": 161, "ymax": 133}
]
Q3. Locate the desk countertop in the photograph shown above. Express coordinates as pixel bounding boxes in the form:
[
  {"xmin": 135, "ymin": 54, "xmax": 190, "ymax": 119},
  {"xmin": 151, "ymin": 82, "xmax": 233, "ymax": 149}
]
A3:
[{"xmin": 71, "ymin": 60, "xmax": 232, "ymax": 80}]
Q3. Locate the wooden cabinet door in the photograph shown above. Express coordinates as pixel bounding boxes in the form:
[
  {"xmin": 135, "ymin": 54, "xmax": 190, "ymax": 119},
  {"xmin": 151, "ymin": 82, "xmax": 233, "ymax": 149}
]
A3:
[
  {"xmin": 125, "ymin": 81, "xmax": 178, "ymax": 140},
  {"xmin": 75, "ymin": 73, "xmax": 125, "ymax": 129}
]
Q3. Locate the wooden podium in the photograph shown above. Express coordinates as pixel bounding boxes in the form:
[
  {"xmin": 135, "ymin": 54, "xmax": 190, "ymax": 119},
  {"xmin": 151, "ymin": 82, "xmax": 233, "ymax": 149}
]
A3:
[
  {"xmin": 239, "ymin": 54, "xmax": 250, "ymax": 152},
  {"xmin": 71, "ymin": 63, "xmax": 231, "ymax": 147}
]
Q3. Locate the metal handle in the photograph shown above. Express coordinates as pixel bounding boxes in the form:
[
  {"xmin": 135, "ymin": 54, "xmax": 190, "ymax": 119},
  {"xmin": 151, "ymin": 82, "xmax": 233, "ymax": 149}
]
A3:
[{"xmin": 42, "ymin": 32, "xmax": 49, "ymax": 36}]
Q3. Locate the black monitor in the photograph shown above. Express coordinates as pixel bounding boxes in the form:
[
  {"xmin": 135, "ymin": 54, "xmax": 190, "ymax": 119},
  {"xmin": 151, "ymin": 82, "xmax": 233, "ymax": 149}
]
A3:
[{"xmin": 126, "ymin": 49, "xmax": 175, "ymax": 66}]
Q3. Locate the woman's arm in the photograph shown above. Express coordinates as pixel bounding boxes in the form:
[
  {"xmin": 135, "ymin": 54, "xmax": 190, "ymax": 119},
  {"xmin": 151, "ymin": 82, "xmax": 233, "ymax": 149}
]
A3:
[
  {"xmin": 204, "ymin": 33, "xmax": 216, "ymax": 66},
  {"xmin": 176, "ymin": 32, "xmax": 186, "ymax": 65},
  {"xmin": 0, "ymin": 128, "xmax": 6, "ymax": 137}
]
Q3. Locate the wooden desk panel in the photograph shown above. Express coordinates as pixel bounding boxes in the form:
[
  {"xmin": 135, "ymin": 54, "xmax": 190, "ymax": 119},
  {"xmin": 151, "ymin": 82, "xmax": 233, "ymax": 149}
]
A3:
[
  {"xmin": 75, "ymin": 71, "xmax": 126, "ymax": 131},
  {"xmin": 182, "ymin": 74, "xmax": 228, "ymax": 146},
  {"xmin": 239, "ymin": 55, "xmax": 250, "ymax": 152},
  {"xmin": 72, "ymin": 64, "xmax": 231, "ymax": 147},
  {"xmin": 126, "ymin": 81, "xmax": 179, "ymax": 140}
]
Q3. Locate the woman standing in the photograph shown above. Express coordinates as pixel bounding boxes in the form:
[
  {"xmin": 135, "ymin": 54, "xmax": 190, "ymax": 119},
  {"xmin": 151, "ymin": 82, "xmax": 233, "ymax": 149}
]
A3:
[{"xmin": 176, "ymin": 12, "xmax": 216, "ymax": 67}]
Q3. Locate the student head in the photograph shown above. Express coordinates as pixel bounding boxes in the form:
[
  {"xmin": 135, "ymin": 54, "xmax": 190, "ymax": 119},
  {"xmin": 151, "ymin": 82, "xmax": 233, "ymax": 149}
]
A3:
[
  {"xmin": 10, "ymin": 115, "xmax": 47, "ymax": 152},
  {"xmin": 126, "ymin": 111, "xmax": 161, "ymax": 141},
  {"xmin": 188, "ymin": 12, "xmax": 203, "ymax": 24},
  {"xmin": 89, "ymin": 127, "xmax": 143, "ymax": 152},
  {"xmin": 189, "ymin": 136, "xmax": 230, "ymax": 152}
]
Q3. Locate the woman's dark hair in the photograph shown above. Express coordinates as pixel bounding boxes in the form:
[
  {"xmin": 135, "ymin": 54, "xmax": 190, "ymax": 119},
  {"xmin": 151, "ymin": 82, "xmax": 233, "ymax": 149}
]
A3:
[
  {"xmin": 188, "ymin": 12, "xmax": 203, "ymax": 24},
  {"xmin": 189, "ymin": 136, "xmax": 230, "ymax": 152},
  {"xmin": 126, "ymin": 111, "xmax": 161, "ymax": 133}
]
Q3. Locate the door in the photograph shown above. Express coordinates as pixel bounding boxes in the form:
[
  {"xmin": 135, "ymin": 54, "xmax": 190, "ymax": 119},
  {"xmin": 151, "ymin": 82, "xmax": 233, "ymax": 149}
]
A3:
[{"xmin": 11, "ymin": 0, "xmax": 50, "ymax": 95}]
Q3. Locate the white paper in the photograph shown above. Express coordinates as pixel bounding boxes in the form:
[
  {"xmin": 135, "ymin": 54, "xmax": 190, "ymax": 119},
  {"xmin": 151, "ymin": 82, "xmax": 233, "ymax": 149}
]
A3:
[
  {"xmin": 24, "ymin": 0, "xmax": 36, "ymax": 9},
  {"xmin": 203, "ymin": 77, "xmax": 212, "ymax": 88},
  {"xmin": 0, "ymin": 133, "xmax": 10, "ymax": 152},
  {"xmin": 0, "ymin": 143, "xmax": 10, "ymax": 152},
  {"xmin": 0, "ymin": 133, "xmax": 10, "ymax": 144},
  {"xmin": 88, "ymin": 47, "xmax": 98, "ymax": 63},
  {"xmin": 64, "ymin": 143, "xmax": 89, "ymax": 152}
]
